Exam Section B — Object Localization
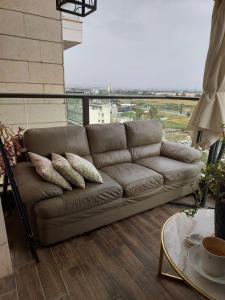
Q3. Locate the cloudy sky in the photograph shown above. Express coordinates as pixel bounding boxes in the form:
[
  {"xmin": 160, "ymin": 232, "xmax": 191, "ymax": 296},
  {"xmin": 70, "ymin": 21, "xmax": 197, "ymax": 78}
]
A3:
[{"xmin": 64, "ymin": 0, "xmax": 213, "ymax": 90}]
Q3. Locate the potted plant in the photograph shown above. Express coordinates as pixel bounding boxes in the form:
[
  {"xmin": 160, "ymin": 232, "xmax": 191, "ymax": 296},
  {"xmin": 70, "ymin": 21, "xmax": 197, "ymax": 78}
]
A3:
[
  {"xmin": 185, "ymin": 161, "xmax": 225, "ymax": 240},
  {"xmin": 0, "ymin": 123, "xmax": 24, "ymax": 177},
  {"xmin": 201, "ymin": 162, "xmax": 225, "ymax": 240}
]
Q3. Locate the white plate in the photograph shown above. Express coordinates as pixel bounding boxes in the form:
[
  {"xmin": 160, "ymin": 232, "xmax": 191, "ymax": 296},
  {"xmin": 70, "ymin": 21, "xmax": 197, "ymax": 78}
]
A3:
[{"xmin": 188, "ymin": 245, "xmax": 225, "ymax": 285}]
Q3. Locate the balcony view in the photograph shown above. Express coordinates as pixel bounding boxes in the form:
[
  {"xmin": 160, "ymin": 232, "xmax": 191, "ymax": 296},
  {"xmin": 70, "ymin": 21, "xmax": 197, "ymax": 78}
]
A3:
[
  {"xmin": 0, "ymin": 1, "xmax": 225, "ymax": 300},
  {"xmin": 66, "ymin": 93, "xmax": 199, "ymax": 143}
]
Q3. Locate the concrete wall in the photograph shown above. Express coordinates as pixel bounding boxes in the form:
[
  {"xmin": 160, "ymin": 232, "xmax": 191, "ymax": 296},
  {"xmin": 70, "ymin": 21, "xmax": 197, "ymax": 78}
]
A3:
[
  {"xmin": 62, "ymin": 13, "xmax": 82, "ymax": 49},
  {"xmin": 0, "ymin": 0, "xmax": 66, "ymax": 130}
]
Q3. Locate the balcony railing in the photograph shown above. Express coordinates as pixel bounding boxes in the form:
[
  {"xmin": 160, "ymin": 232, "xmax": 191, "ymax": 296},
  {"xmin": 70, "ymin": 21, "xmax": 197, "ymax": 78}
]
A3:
[{"xmin": 0, "ymin": 92, "xmax": 199, "ymax": 146}]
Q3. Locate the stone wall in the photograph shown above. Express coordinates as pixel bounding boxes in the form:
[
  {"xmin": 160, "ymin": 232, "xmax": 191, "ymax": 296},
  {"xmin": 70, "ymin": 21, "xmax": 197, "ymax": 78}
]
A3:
[{"xmin": 0, "ymin": 0, "xmax": 66, "ymax": 130}]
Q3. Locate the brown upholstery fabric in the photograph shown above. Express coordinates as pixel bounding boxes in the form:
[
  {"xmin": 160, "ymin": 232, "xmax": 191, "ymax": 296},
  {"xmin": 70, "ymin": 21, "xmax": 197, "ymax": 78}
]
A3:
[
  {"xmin": 161, "ymin": 141, "xmax": 202, "ymax": 163},
  {"xmin": 86, "ymin": 123, "xmax": 131, "ymax": 168},
  {"xmin": 125, "ymin": 120, "xmax": 162, "ymax": 148},
  {"xmin": 130, "ymin": 143, "xmax": 161, "ymax": 161},
  {"xmin": 92, "ymin": 150, "xmax": 131, "ymax": 170},
  {"xmin": 36, "ymin": 185, "xmax": 196, "ymax": 245},
  {"xmin": 34, "ymin": 171, "xmax": 123, "ymax": 219},
  {"xmin": 86, "ymin": 123, "xmax": 127, "ymax": 154},
  {"xmin": 125, "ymin": 120, "xmax": 162, "ymax": 160},
  {"xmin": 24, "ymin": 125, "xmax": 92, "ymax": 161},
  {"xmin": 18, "ymin": 121, "xmax": 204, "ymax": 246},
  {"xmin": 13, "ymin": 162, "xmax": 63, "ymax": 203},
  {"xmin": 136, "ymin": 156, "xmax": 204, "ymax": 183},
  {"xmin": 102, "ymin": 163, "xmax": 163, "ymax": 197}
]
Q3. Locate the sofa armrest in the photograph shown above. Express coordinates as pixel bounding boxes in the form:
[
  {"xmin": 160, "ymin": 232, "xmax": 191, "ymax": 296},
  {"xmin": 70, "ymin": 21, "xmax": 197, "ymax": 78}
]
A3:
[
  {"xmin": 160, "ymin": 141, "xmax": 202, "ymax": 163},
  {"xmin": 13, "ymin": 162, "xmax": 63, "ymax": 204}
]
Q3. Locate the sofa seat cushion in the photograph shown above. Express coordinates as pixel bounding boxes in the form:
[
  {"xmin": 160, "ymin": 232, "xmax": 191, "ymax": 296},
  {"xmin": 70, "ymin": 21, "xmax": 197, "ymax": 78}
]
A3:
[
  {"xmin": 136, "ymin": 156, "xmax": 204, "ymax": 184},
  {"xmin": 34, "ymin": 172, "xmax": 123, "ymax": 219},
  {"xmin": 101, "ymin": 163, "xmax": 163, "ymax": 197}
]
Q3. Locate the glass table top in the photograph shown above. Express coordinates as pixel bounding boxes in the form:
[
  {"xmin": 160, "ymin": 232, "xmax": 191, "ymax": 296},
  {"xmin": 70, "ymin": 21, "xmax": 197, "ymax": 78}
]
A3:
[{"xmin": 162, "ymin": 209, "xmax": 225, "ymax": 300}]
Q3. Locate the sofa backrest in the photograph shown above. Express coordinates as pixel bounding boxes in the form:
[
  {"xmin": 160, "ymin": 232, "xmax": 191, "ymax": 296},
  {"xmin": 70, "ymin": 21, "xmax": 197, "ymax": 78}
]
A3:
[
  {"xmin": 125, "ymin": 120, "xmax": 162, "ymax": 161},
  {"xmin": 86, "ymin": 123, "xmax": 131, "ymax": 169},
  {"xmin": 23, "ymin": 125, "xmax": 92, "ymax": 162},
  {"xmin": 23, "ymin": 121, "xmax": 162, "ymax": 167}
]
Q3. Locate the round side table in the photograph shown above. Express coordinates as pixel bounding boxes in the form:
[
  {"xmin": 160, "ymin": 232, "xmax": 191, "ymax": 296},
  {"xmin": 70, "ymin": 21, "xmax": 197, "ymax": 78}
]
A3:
[{"xmin": 158, "ymin": 209, "xmax": 225, "ymax": 300}]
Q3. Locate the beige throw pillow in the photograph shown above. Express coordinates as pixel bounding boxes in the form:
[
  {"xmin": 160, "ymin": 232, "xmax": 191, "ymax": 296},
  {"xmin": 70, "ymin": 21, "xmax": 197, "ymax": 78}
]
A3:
[
  {"xmin": 28, "ymin": 152, "xmax": 72, "ymax": 190},
  {"xmin": 65, "ymin": 153, "xmax": 103, "ymax": 184},
  {"xmin": 52, "ymin": 153, "xmax": 85, "ymax": 189}
]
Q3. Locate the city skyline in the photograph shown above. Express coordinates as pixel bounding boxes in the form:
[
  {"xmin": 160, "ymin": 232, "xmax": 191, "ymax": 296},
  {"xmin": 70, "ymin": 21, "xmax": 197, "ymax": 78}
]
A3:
[
  {"xmin": 64, "ymin": 0, "xmax": 213, "ymax": 90},
  {"xmin": 66, "ymin": 85, "xmax": 202, "ymax": 93}
]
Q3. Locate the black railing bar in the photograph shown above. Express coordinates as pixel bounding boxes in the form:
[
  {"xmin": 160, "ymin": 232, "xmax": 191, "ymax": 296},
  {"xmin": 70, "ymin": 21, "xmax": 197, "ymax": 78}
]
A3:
[{"xmin": 0, "ymin": 93, "xmax": 200, "ymax": 101}]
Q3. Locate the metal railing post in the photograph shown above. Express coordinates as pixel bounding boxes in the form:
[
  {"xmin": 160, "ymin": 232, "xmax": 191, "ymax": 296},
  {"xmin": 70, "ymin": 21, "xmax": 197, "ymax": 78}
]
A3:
[
  {"xmin": 82, "ymin": 96, "xmax": 90, "ymax": 126},
  {"xmin": 208, "ymin": 140, "xmax": 220, "ymax": 164}
]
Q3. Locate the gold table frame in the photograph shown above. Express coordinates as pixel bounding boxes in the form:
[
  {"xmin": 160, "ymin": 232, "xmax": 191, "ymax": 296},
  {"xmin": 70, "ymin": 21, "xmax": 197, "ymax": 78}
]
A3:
[{"xmin": 158, "ymin": 213, "xmax": 214, "ymax": 300}]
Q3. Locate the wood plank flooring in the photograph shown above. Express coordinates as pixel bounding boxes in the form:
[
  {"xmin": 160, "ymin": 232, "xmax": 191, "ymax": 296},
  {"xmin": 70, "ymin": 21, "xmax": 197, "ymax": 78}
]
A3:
[{"xmin": 1, "ymin": 203, "xmax": 204, "ymax": 300}]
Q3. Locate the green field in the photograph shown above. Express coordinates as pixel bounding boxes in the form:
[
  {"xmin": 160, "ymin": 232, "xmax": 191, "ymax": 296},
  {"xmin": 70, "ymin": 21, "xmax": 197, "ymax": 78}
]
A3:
[
  {"xmin": 161, "ymin": 115, "xmax": 189, "ymax": 130},
  {"xmin": 118, "ymin": 98, "xmax": 197, "ymax": 143}
]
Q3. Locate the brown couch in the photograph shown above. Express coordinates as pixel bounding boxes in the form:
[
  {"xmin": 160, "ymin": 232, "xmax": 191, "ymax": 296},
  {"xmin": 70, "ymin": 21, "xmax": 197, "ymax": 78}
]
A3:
[{"xmin": 13, "ymin": 120, "xmax": 204, "ymax": 246}]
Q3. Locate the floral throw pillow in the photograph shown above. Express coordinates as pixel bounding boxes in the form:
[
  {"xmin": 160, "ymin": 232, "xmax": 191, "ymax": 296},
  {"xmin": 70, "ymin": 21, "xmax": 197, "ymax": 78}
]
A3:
[
  {"xmin": 52, "ymin": 153, "xmax": 85, "ymax": 189},
  {"xmin": 65, "ymin": 153, "xmax": 103, "ymax": 184},
  {"xmin": 28, "ymin": 152, "xmax": 72, "ymax": 190}
]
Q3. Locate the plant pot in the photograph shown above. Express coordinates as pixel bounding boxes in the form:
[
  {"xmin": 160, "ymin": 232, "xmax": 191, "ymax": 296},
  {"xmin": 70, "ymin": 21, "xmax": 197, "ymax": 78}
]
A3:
[{"xmin": 215, "ymin": 194, "xmax": 225, "ymax": 240}]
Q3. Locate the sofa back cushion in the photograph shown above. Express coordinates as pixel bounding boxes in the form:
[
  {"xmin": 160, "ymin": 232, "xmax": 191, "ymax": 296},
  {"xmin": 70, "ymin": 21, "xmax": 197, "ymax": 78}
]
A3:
[
  {"xmin": 86, "ymin": 123, "xmax": 131, "ymax": 169},
  {"xmin": 24, "ymin": 125, "xmax": 92, "ymax": 162},
  {"xmin": 125, "ymin": 120, "xmax": 162, "ymax": 161}
]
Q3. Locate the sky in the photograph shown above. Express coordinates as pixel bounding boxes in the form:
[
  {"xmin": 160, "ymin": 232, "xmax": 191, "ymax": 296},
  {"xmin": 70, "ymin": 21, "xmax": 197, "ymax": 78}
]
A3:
[{"xmin": 64, "ymin": 0, "xmax": 213, "ymax": 91}]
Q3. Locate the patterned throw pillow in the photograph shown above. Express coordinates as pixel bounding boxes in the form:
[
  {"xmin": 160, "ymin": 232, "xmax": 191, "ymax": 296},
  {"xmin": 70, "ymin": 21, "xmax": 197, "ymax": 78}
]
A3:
[
  {"xmin": 65, "ymin": 153, "xmax": 103, "ymax": 184},
  {"xmin": 52, "ymin": 153, "xmax": 85, "ymax": 189},
  {"xmin": 28, "ymin": 152, "xmax": 72, "ymax": 190}
]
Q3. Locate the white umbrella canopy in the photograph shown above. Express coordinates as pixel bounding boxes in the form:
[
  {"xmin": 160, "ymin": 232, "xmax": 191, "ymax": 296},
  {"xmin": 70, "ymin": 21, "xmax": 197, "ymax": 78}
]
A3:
[{"xmin": 188, "ymin": 0, "xmax": 225, "ymax": 149}]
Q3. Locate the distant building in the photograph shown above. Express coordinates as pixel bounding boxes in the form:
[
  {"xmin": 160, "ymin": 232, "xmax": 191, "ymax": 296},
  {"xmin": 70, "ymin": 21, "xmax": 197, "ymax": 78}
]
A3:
[
  {"xmin": 67, "ymin": 100, "xmax": 112, "ymax": 125},
  {"xmin": 89, "ymin": 103, "xmax": 111, "ymax": 124},
  {"xmin": 93, "ymin": 89, "xmax": 100, "ymax": 95},
  {"xmin": 111, "ymin": 104, "xmax": 119, "ymax": 123},
  {"xmin": 107, "ymin": 84, "xmax": 112, "ymax": 94}
]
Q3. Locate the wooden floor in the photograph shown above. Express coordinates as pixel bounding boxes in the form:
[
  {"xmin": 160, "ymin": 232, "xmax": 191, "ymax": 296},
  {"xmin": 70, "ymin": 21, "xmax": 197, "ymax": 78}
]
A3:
[{"xmin": 0, "ymin": 203, "xmax": 204, "ymax": 300}]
